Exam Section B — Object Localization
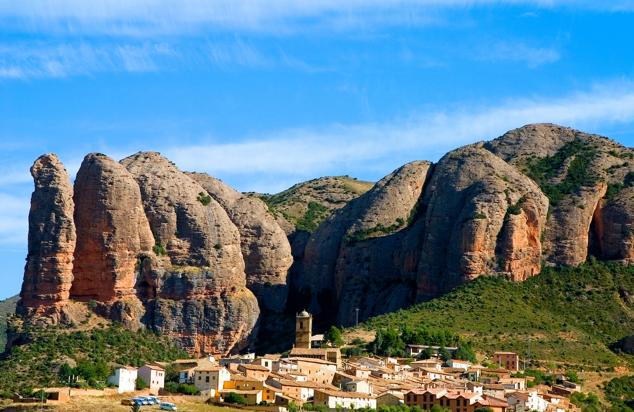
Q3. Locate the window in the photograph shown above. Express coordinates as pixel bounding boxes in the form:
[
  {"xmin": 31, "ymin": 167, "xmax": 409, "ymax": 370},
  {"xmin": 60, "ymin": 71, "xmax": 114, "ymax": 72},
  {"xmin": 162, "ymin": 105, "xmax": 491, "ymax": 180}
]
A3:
[{"xmin": 206, "ymin": 376, "xmax": 210, "ymax": 383}]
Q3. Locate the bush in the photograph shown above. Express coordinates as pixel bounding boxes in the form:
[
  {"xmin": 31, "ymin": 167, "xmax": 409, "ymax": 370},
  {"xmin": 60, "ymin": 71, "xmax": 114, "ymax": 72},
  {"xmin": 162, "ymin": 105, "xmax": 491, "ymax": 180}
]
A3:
[
  {"xmin": 153, "ymin": 243, "xmax": 167, "ymax": 256},
  {"xmin": 135, "ymin": 378, "xmax": 147, "ymax": 390},
  {"xmin": 197, "ymin": 192, "xmax": 212, "ymax": 206},
  {"xmin": 224, "ymin": 392, "xmax": 247, "ymax": 405},
  {"xmin": 325, "ymin": 326, "xmax": 344, "ymax": 347}
]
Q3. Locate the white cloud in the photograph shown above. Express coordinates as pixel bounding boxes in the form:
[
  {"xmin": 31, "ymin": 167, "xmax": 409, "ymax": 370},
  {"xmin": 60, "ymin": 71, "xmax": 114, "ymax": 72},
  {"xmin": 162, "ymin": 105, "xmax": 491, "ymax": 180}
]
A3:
[
  {"xmin": 164, "ymin": 80, "xmax": 634, "ymax": 192},
  {"xmin": 477, "ymin": 41, "xmax": 560, "ymax": 68},
  {"xmin": 0, "ymin": 0, "xmax": 623, "ymax": 35},
  {"xmin": 0, "ymin": 41, "xmax": 174, "ymax": 79}
]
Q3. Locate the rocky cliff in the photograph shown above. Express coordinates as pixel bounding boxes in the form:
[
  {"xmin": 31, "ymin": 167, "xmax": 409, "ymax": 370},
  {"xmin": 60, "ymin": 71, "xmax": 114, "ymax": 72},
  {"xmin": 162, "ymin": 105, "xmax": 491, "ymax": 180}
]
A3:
[
  {"xmin": 17, "ymin": 154, "xmax": 76, "ymax": 322},
  {"xmin": 15, "ymin": 123, "xmax": 634, "ymax": 350}
]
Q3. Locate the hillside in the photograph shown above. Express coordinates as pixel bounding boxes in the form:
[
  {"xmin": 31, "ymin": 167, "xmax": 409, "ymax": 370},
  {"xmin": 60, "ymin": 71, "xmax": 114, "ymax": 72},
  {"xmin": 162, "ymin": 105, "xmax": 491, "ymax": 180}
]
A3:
[
  {"xmin": 0, "ymin": 323, "xmax": 187, "ymax": 396},
  {"xmin": 349, "ymin": 260, "xmax": 634, "ymax": 369},
  {"xmin": 0, "ymin": 295, "xmax": 18, "ymax": 352},
  {"xmin": 256, "ymin": 175, "xmax": 374, "ymax": 232}
]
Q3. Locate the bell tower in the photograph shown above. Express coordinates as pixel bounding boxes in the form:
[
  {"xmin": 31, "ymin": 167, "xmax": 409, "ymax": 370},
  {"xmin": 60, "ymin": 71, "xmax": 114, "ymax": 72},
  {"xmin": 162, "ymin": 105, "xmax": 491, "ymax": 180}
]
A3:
[{"xmin": 295, "ymin": 310, "xmax": 312, "ymax": 348}]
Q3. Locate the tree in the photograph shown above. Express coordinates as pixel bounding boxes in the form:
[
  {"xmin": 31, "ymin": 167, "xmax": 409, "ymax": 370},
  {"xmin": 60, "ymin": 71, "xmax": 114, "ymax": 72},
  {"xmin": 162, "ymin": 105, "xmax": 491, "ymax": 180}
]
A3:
[
  {"xmin": 135, "ymin": 378, "xmax": 148, "ymax": 390},
  {"xmin": 417, "ymin": 347, "xmax": 433, "ymax": 360},
  {"xmin": 474, "ymin": 408, "xmax": 494, "ymax": 412},
  {"xmin": 438, "ymin": 346, "xmax": 451, "ymax": 362},
  {"xmin": 430, "ymin": 405, "xmax": 450, "ymax": 412},
  {"xmin": 224, "ymin": 392, "xmax": 246, "ymax": 405},
  {"xmin": 454, "ymin": 343, "xmax": 477, "ymax": 363},
  {"xmin": 325, "ymin": 326, "xmax": 344, "ymax": 347}
]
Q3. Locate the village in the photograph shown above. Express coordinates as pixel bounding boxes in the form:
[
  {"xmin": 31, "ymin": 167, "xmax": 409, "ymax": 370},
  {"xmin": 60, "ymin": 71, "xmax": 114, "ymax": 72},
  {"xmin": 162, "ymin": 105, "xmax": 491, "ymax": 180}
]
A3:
[{"xmin": 10, "ymin": 310, "xmax": 586, "ymax": 412}]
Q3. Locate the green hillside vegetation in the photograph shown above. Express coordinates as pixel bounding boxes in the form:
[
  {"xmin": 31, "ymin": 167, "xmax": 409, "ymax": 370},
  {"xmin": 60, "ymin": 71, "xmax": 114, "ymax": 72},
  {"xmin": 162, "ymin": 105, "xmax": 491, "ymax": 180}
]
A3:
[
  {"xmin": 0, "ymin": 324, "xmax": 187, "ymax": 397},
  {"xmin": 0, "ymin": 295, "xmax": 18, "ymax": 352},
  {"xmin": 354, "ymin": 260, "xmax": 634, "ymax": 369},
  {"xmin": 257, "ymin": 175, "xmax": 374, "ymax": 232}
]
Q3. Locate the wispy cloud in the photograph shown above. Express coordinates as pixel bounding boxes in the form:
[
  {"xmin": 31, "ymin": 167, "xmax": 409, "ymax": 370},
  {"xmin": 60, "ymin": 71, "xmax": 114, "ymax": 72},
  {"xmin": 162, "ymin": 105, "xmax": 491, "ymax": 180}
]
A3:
[
  {"xmin": 164, "ymin": 80, "xmax": 634, "ymax": 192},
  {"xmin": 476, "ymin": 41, "xmax": 560, "ymax": 68},
  {"xmin": 0, "ymin": 41, "xmax": 175, "ymax": 79},
  {"xmin": 0, "ymin": 0, "xmax": 626, "ymax": 36}
]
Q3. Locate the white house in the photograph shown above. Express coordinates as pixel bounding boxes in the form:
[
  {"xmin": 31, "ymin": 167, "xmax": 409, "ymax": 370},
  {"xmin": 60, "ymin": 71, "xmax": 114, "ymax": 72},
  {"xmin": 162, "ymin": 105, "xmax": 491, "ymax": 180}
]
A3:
[
  {"xmin": 108, "ymin": 366, "xmax": 138, "ymax": 394},
  {"xmin": 447, "ymin": 359, "xmax": 472, "ymax": 371},
  {"xmin": 138, "ymin": 364, "xmax": 165, "ymax": 395},
  {"xmin": 343, "ymin": 379, "xmax": 373, "ymax": 395},
  {"xmin": 193, "ymin": 366, "xmax": 231, "ymax": 394},
  {"xmin": 506, "ymin": 391, "xmax": 550, "ymax": 412},
  {"xmin": 314, "ymin": 389, "xmax": 377, "ymax": 410}
]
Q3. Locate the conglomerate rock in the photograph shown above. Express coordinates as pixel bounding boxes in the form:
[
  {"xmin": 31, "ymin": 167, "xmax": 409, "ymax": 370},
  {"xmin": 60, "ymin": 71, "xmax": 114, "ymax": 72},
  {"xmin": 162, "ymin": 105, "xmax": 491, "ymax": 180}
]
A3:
[
  {"xmin": 18, "ymin": 154, "xmax": 76, "ymax": 321},
  {"xmin": 188, "ymin": 173, "xmax": 293, "ymax": 313}
]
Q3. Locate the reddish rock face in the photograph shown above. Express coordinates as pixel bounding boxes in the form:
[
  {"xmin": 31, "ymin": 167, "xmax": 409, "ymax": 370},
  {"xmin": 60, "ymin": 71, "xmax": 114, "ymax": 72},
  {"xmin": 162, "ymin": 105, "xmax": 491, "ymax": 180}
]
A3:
[
  {"xmin": 70, "ymin": 153, "xmax": 155, "ymax": 302},
  {"xmin": 595, "ymin": 187, "xmax": 634, "ymax": 261},
  {"xmin": 18, "ymin": 154, "xmax": 76, "ymax": 320},
  {"xmin": 416, "ymin": 145, "xmax": 548, "ymax": 298}
]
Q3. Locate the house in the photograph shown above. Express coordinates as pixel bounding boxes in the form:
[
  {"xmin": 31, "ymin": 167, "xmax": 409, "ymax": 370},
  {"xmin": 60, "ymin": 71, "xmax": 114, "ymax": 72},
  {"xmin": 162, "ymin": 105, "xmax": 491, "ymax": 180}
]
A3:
[
  {"xmin": 193, "ymin": 366, "xmax": 231, "ymax": 395},
  {"xmin": 447, "ymin": 359, "xmax": 472, "ymax": 371},
  {"xmin": 238, "ymin": 363, "xmax": 270, "ymax": 381},
  {"xmin": 252, "ymin": 355, "xmax": 281, "ymax": 372},
  {"xmin": 406, "ymin": 345, "xmax": 458, "ymax": 358},
  {"xmin": 410, "ymin": 359, "xmax": 443, "ymax": 371},
  {"xmin": 292, "ymin": 358, "xmax": 337, "ymax": 385},
  {"xmin": 492, "ymin": 351, "xmax": 520, "ymax": 371},
  {"xmin": 221, "ymin": 389, "xmax": 263, "ymax": 405},
  {"xmin": 138, "ymin": 364, "xmax": 165, "ymax": 395},
  {"xmin": 108, "ymin": 366, "xmax": 138, "ymax": 394},
  {"xmin": 376, "ymin": 391, "xmax": 404, "ymax": 406},
  {"xmin": 266, "ymin": 377, "xmax": 318, "ymax": 402},
  {"xmin": 219, "ymin": 353, "xmax": 256, "ymax": 368},
  {"xmin": 343, "ymin": 379, "xmax": 373, "ymax": 395},
  {"xmin": 289, "ymin": 347, "xmax": 342, "ymax": 367},
  {"xmin": 313, "ymin": 389, "xmax": 377, "ymax": 410},
  {"xmin": 499, "ymin": 377, "xmax": 526, "ymax": 391},
  {"xmin": 506, "ymin": 391, "xmax": 550, "ymax": 412},
  {"xmin": 405, "ymin": 388, "xmax": 508, "ymax": 412}
]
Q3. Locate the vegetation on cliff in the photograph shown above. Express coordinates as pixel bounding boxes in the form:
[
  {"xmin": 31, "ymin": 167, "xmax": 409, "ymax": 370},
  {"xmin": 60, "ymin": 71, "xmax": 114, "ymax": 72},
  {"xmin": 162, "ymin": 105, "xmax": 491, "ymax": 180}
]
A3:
[
  {"xmin": 0, "ymin": 324, "xmax": 187, "ymax": 397},
  {"xmin": 354, "ymin": 260, "xmax": 634, "ymax": 369},
  {"xmin": 258, "ymin": 175, "xmax": 373, "ymax": 231},
  {"xmin": 0, "ymin": 295, "xmax": 18, "ymax": 352}
]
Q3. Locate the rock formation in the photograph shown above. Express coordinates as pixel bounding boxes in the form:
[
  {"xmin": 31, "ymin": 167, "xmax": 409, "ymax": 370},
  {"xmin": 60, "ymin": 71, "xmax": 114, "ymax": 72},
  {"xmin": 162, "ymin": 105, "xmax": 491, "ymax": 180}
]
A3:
[
  {"xmin": 188, "ymin": 173, "xmax": 293, "ymax": 313},
  {"xmin": 16, "ymin": 123, "xmax": 634, "ymax": 350},
  {"xmin": 298, "ymin": 161, "xmax": 432, "ymax": 324},
  {"xmin": 71, "ymin": 153, "xmax": 154, "ymax": 303},
  {"xmin": 416, "ymin": 145, "xmax": 549, "ymax": 299},
  {"xmin": 122, "ymin": 152, "xmax": 259, "ymax": 353},
  {"xmin": 485, "ymin": 123, "xmax": 634, "ymax": 266},
  {"xmin": 18, "ymin": 154, "xmax": 76, "ymax": 321}
]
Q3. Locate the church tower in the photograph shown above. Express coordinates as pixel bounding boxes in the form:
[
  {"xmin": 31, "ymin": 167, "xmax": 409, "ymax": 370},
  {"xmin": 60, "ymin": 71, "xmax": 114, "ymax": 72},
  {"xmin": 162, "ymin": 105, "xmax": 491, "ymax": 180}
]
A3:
[{"xmin": 295, "ymin": 310, "xmax": 312, "ymax": 348}]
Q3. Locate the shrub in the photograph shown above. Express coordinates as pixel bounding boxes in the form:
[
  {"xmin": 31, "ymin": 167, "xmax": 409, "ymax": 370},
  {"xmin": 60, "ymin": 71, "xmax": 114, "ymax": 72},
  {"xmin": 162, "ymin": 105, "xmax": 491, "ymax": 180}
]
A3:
[
  {"xmin": 224, "ymin": 392, "xmax": 247, "ymax": 405},
  {"xmin": 197, "ymin": 192, "xmax": 212, "ymax": 206},
  {"xmin": 153, "ymin": 243, "xmax": 167, "ymax": 256},
  {"xmin": 135, "ymin": 378, "xmax": 147, "ymax": 390}
]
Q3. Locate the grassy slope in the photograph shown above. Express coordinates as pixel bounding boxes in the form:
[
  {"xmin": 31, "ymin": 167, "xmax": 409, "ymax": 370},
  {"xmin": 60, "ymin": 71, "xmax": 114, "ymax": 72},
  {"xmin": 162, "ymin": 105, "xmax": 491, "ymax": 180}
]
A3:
[
  {"xmin": 258, "ymin": 176, "xmax": 374, "ymax": 231},
  {"xmin": 0, "ymin": 324, "xmax": 187, "ymax": 395},
  {"xmin": 357, "ymin": 260, "xmax": 634, "ymax": 369},
  {"xmin": 0, "ymin": 295, "xmax": 18, "ymax": 352}
]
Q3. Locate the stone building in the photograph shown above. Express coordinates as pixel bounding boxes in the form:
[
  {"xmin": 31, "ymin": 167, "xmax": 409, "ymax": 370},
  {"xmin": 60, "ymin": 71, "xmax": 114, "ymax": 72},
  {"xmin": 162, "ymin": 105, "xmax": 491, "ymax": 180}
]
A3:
[{"xmin": 295, "ymin": 310, "xmax": 312, "ymax": 348}]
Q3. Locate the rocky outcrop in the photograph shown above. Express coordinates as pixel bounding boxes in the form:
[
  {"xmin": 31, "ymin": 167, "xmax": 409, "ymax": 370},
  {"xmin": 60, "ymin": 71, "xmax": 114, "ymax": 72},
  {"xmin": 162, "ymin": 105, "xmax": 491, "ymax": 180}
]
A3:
[
  {"xmin": 485, "ymin": 123, "xmax": 634, "ymax": 266},
  {"xmin": 595, "ymin": 187, "xmax": 634, "ymax": 261},
  {"xmin": 416, "ymin": 145, "xmax": 549, "ymax": 298},
  {"xmin": 188, "ymin": 173, "xmax": 293, "ymax": 313},
  {"xmin": 71, "ymin": 153, "xmax": 154, "ymax": 303},
  {"xmin": 122, "ymin": 152, "xmax": 259, "ymax": 354},
  {"xmin": 18, "ymin": 154, "xmax": 76, "ymax": 320},
  {"xmin": 299, "ymin": 161, "xmax": 432, "ymax": 324}
]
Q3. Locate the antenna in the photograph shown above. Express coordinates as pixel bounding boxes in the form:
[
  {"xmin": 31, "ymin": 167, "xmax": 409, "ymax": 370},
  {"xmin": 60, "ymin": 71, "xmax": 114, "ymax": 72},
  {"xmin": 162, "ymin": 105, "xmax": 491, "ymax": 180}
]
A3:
[{"xmin": 355, "ymin": 308, "xmax": 359, "ymax": 326}]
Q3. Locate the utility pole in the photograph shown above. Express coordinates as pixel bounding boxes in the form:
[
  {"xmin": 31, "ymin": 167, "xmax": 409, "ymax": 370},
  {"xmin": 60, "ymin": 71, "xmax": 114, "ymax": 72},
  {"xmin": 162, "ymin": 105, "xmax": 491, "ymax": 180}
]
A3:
[{"xmin": 355, "ymin": 308, "xmax": 359, "ymax": 327}]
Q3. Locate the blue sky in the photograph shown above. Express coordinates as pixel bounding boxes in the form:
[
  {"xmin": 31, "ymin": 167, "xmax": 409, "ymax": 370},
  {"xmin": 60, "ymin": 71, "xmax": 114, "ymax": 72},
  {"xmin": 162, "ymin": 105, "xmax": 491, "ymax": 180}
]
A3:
[{"xmin": 2, "ymin": 1, "xmax": 634, "ymax": 299}]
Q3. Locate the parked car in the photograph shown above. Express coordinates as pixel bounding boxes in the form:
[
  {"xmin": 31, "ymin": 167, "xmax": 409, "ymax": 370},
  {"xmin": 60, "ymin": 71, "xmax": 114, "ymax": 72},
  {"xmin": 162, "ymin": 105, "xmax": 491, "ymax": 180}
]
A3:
[
  {"xmin": 133, "ymin": 397, "xmax": 149, "ymax": 405},
  {"xmin": 160, "ymin": 402, "xmax": 177, "ymax": 411},
  {"xmin": 146, "ymin": 396, "xmax": 159, "ymax": 405}
]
